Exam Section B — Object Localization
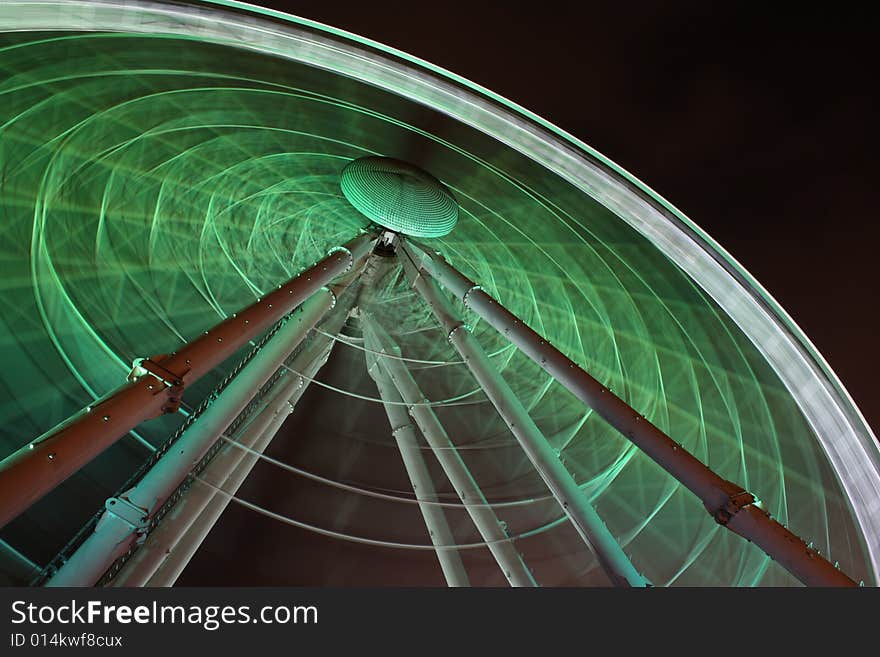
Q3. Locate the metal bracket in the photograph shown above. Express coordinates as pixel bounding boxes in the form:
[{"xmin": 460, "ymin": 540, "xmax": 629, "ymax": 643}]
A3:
[
  {"xmin": 103, "ymin": 496, "xmax": 149, "ymax": 533},
  {"xmin": 373, "ymin": 230, "xmax": 399, "ymax": 257},
  {"xmin": 711, "ymin": 489, "xmax": 756, "ymax": 525},
  {"xmin": 127, "ymin": 356, "xmax": 189, "ymax": 414},
  {"xmin": 140, "ymin": 356, "xmax": 185, "ymax": 386},
  {"xmin": 161, "ymin": 383, "xmax": 186, "ymax": 415}
]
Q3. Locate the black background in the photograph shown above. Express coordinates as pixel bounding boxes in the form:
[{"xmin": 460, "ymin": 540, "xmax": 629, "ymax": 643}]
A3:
[{"xmin": 242, "ymin": 0, "xmax": 878, "ymax": 433}]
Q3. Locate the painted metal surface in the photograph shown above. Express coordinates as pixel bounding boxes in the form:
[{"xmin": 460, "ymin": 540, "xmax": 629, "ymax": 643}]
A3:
[
  {"xmin": 403, "ymin": 241, "xmax": 856, "ymax": 586},
  {"xmin": 361, "ymin": 315, "xmax": 536, "ymax": 587}
]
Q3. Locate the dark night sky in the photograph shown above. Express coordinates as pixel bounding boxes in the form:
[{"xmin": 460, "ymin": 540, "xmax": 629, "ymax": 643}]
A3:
[{"xmin": 245, "ymin": 0, "xmax": 878, "ymax": 432}]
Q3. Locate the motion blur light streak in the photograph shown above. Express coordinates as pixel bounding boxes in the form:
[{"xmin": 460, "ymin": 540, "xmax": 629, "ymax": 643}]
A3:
[{"xmin": 0, "ymin": 0, "xmax": 877, "ymax": 586}]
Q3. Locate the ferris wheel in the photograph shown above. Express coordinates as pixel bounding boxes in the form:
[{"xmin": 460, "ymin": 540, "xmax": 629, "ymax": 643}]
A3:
[{"xmin": 0, "ymin": 0, "xmax": 877, "ymax": 587}]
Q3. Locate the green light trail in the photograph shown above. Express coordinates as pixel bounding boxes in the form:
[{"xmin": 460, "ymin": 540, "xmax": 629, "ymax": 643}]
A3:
[{"xmin": 0, "ymin": 2, "xmax": 875, "ymax": 586}]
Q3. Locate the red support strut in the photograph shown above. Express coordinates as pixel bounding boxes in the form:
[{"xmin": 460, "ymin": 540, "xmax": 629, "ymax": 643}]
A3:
[{"xmin": 0, "ymin": 232, "xmax": 376, "ymax": 530}]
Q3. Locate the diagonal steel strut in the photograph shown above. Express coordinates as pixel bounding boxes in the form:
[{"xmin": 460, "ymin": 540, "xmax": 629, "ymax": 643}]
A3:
[
  {"xmin": 0, "ymin": 232, "xmax": 376, "ymax": 531},
  {"xmin": 45, "ymin": 257, "xmax": 370, "ymax": 587},
  {"xmin": 401, "ymin": 239, "xmax": 856, "ymax": 587},
  {"xmin": 125, "ymin": 256, "xmax": 375, "ymax": 587},
  {"xmin": 138, "ymin": 334, "xmax": 338, "ymax": 588},
  {"xmin": 360, "ymin": 313, "xmax": 536, "ymax": 587},
  {"xmin": 399, "ymin": 246, "xmax": 649, "ymax": 587},
  {"xmin": 363, "ymin": 330, "xmax": 471, "ymax": 587}
]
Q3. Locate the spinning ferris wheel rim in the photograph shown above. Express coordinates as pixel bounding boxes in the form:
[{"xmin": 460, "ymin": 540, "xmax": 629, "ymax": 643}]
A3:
[{"xmin": 1, "ymin": 0, "xmax": 877, "ymax": 584}]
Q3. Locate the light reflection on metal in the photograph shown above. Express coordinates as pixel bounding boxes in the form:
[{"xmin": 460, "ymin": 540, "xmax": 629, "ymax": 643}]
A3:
[
  {"xmin": 365, "ymin": 347, "xmax": 470, "ymax": 587},
  {"xmin": 361, "ymin": 314, "xmax": 536, "ymax": 587},
  {"xmin": 401, "ymin": 240, "xmax": 857, "ymax": 587},
  {"xmin": 0, "ymin": 0, "xmax": 875, "ymax": 586},
  {"xmin": 399, "ymin": 245, "xmax": 649, "ymax": 587}
]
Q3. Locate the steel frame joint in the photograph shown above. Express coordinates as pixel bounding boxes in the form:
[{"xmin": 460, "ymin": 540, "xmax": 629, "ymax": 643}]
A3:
[
  {"xmin": 461, "ymin": 284, "xmax": 483, "ymax": 308},
  {"xmin": 127, "ymin": 356, "xmax": 190, "ymax": 415},
  {"xmin": 102, "ymin": 496, "xmax": 149, "ymax": 535},
  {"xmin": 709, "ymin": 489, "xmax": 756, "ymax": 526}
]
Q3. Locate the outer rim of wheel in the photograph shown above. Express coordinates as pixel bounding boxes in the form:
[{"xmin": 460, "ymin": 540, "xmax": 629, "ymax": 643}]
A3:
[{"xmin": 2, "ymin": 0, "xmax": 877, "ymax": 583}]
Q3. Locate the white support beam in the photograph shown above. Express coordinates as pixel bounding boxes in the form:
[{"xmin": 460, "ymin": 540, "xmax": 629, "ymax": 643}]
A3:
[
  {"xmin": 141, "ymin": 338, "xmax": 335, "ymax": 587},
  {"xmin": 401, "ymin": 239, "xmax": 857, "ymax": 587},
  {"xmin": 364, "ymin": 335, "xmax": 470, "ymax": 587},
  {"xmin": 360, "ymin": 314, "xmax": 536, "ymax": 587},
  {"xmin": 45, "ymin": 247, "xmax": 372, "ymax": 587},
  {"xmin": 399, "ymin": 245, "xmax": 649, "ymax": 587}
]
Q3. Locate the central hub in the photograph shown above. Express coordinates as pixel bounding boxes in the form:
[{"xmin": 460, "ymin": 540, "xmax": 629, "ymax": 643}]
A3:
[{"xmin": 340, "ymin": 156, "xmax": 458, "ymax": 238}]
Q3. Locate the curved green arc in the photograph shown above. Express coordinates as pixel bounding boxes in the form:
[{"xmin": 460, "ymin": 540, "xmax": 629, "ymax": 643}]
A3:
[
  {"xmin": 0, "ymin": 0, "xmax": 874, "ymax": 585},
  {"xmin": 201, "ymin": 0, "xmax": 872, "ymax": 440}
]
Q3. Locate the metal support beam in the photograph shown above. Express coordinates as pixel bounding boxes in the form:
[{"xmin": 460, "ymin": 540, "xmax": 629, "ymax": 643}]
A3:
[
  {"xmin": 134, "ymin": 338, "xmax": 335, "ymax": 587},
  {"xmin": 111, "ymin": 295, "xmax": 353, "ymax": 588},
  {"xmin": 402, "ymin": 240, "xmax": 856, "ymax": 587},
  {"xmin": 46, "ymin": 292, "xmax": 332, "ymax": 586},
  {"xmin": 364, "ymin": 336, "xmax": 470, "ymax": 587},
  {"xmin": 0, "ymin": 232, "xmax": 376, "ymax": 531},
  {"xmin": 399, "ymin": 248, "xmax": 648, "ymax": 587},
  {"xmin": 45, "ymin": 261, "xmax": 368, "ymax": 587},
  {"xmin": 110, "ymin": 349, "xmax": 318, "ymax": 586},
  {"xmin": 144, "ymin": 389, "xmax": 297, "ymax": 587},
  {"xmin": 360, "ymin": 314, "xmax": 536, "ymax": 587}
]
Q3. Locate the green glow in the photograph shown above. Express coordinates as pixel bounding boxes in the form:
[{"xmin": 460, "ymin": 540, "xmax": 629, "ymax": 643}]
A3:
[
  {"xmin": 0, "ymin": 2, "xmax": 875, "ymax": 586},
  {"xmin": 340, "ymin": 157, "xmax": 458, "ymax": 237}
]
